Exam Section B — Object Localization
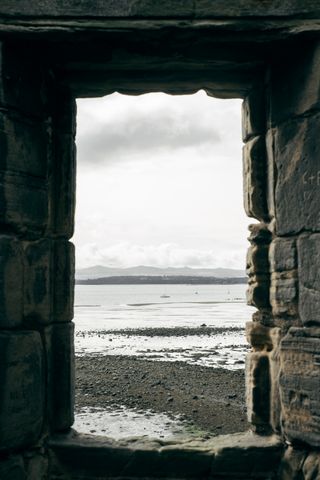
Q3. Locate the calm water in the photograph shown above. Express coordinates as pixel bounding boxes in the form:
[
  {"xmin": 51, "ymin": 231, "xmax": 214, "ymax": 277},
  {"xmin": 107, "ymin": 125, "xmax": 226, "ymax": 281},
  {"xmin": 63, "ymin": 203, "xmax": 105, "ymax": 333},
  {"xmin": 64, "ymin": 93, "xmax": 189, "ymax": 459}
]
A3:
[{"xmin": 74, "ymin": 284, "xmax": 255, "ymax": 369}]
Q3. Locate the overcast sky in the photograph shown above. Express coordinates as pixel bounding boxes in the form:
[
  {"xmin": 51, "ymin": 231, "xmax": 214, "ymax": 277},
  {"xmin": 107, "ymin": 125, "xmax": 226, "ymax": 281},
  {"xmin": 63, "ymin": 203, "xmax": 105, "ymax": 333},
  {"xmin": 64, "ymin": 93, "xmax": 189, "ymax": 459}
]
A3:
[{"xmin": 74, "ymin": 91, "xmax": 250, "ymax": 270}]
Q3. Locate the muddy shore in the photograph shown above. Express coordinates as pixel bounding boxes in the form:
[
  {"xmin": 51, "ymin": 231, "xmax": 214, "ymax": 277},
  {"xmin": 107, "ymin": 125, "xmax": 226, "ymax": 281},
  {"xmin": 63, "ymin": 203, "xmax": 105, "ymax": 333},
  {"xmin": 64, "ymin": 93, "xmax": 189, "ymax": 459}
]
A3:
[{"xmin": 75, "ymin": 355, "xmax": 249, "ymax": 436}]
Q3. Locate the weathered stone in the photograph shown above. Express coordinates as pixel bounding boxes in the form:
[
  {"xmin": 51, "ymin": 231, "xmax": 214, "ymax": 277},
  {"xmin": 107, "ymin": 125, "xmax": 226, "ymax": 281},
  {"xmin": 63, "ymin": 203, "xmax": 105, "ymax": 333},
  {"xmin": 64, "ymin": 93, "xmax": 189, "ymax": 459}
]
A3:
[
  {"xmin": 278, "ymin": 446, "xmax": 308, "ymax": 480},
  {"xmin": 0, "ymin": 331, "xmax": 44, "ymax": 451},
  {"xmin": 246, "ymin": 352, "xmax": 271, "ymax": 430},
  {"xmin": 280, "ymin": 327, "xmax": 320, "ymax": 447},
  {"xmin": 246, "ymin": 322, "xmax": 273, "ymax": 351},
  {"xmin": 46, "ymin": 323, "xmax": 75, "ymax": 432},
  {"xmin": 1, "ymin": 0, "xmax": 320, "ymax": 18},
  {"xmin": 243, "ymin": 136, "xmax": 269, "ymax": 221},
  {"xmin": 24, "ymin": 451, "xmax": 48, "ymax": 480},
  {"xmin": 269, "ymin": 328, "xmax": 282, "ymax": 433},
  {"xmin": 298, "ymin": 234, "xmax": 320, "ymax": 325},
  {"xmin": 53, "ymin": 240, "xmax": 74, "ymax": 322},
  {"xmin": 252, "ymin": 310, "xmax": 275, "ymax": 327},
  {"xmin": 303, "ymin": 451, "xmax": 320, "ymax": 480},
  {"xmin": 0, "ymin": 456, "xmax": 25, "ymax": 480},
  {"xmin": 242, "ymin": 88, "xmax": 266, "ymax": 142},
  {"xmin": 248, "ymin": 222, "xmax": 272, "ymax": 245},
  {"xmin": 23, "ymin": 239, "xmax": 52, "ymax": 325},
  {"xmin": 246, "ymin": 244, "xmax": 269, "ymax": 276},
  {"xmin": 0, "ymin": 173, "xmax": 47, "ymax": 238},
  {"xmin": 270, "ymin": 114, "xmax": 320, "ymax": 235},
  {"xmin": 270, "ymin": 272, "xmax": 298, "ymax": 317},
  {"xmin": 247, "ymin": 273, "xmax": 270, "ymax": 309},
  {"xmin": 48, "ymin": 131, "xmax": 76, "ymax": 239},
  {"xmin": 269, "ymin": 237, "xmax": 297, "ymax": 273},
  {"xmin": 0, "ymin": 236, "xmax": 23, "ymax": 328},
  {"xmin": 0, "ymin": 112, "xmax": 48, "ymax": 178},
  {"xmin": 269, "ymin": 41, "xmax": 320, "ymax": 126},
  {"xmin": 0, "ymin": 43, "xmax": 48, "ymax": 118}
]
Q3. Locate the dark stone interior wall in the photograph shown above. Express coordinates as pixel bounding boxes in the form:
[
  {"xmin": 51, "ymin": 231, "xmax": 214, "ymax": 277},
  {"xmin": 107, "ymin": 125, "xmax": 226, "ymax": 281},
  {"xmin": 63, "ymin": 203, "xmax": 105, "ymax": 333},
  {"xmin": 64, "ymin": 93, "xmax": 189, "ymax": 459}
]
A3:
[
  {"xmin": 0, "ymin": 14, "xmax": 320, "ymax": 478},
  {"xmin": 0, "ymin": 43, "xmax": 76, "ymax": 479}
]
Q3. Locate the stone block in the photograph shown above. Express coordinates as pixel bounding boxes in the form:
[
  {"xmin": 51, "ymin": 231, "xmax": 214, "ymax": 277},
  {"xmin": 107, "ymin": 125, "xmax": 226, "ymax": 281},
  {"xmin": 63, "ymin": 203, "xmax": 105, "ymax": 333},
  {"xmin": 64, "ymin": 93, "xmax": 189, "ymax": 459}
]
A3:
[
  {"xmin": 246, "ymin": 351, "xmax": 270, "ymax": 430},
  {"xmin": 246, "ymin": 273, "xmax": 270, "ymax": 309},
  {"xmin": 0, "ymin": 331, "xmax": 44, "ymax": 451},
  {"xmin": 242, "ymin": 88, "xmax": 266, "ymax": 142},
  {"xmin": 248, "ymin": 222, "xmax": 272, "ymax": 246},
  {"xmin": 268, "ymin": 41, "xmax": 320, "ymax": 126},
  {"xmin": 270, "ymin": 113, "xmax": 320, "ymax": 235},
  {"xmin": 24, "ymin": 451, "xmax": 48, "ymax": 480},
  {"xmin": 48, "ymin": 132, "xmax": 76, "ymax": 238},
  {"xmin": 0, "ymin": 112, "xmax": 48, "ymax": 178},
  {"xmin": 303, "ymin": 451, "xmax": 320, "ymax": 480},
  {"xmin": 278, "ymin": 446, "xmax": 307, "ymax": 480},
  {"xmin": 246, "ymin": 322, "xmax": 273, "ymax": 351},
  {"xmin": 246, "ymin": 244, "xmax": 269, "ymax": 276},
  {"xmin": 269, "ymin": 237, "xmax": 297, "ymax": 273},
  {"xmin": 298, "ymin": 234, "xmax": 320, "ymax": 325},
  {"xmin": 280, "ymin": 327, "xmax": 320, "ymax": 447},
  {"xmin": 0, "ymin": 455, "xmax": 25, "ymax": 480},
  {"xmin": 23, "ymin": 239, "xmax": 52, "ymax": 325},
  {"xmin": 270, "ymin": 272, "xmax": 298, "ymax": 317},
  {"xmin": 53, "ymin": 240, "xmax": 75, "ymax": 322},
  {"xmin": 0, "ymin": 43, "xmax": 48, "ymax": 118},
  {"xmin": 46, "ymin": 323, "xmax": 75, "ymax": 432},
  {"xmin": 0, "ymin": 172, "xmax": 47, "ymax": 238},
  {"xmin": 269, "ymin": 328, "xmax": 282, "ymax": 433},
  {"xmin": 243, "ymin": 136, "xmax": 269, "ymax": 221},
  {"xmin": 0, "ymin": 236, "xmax": 23, "ymax": 328}
]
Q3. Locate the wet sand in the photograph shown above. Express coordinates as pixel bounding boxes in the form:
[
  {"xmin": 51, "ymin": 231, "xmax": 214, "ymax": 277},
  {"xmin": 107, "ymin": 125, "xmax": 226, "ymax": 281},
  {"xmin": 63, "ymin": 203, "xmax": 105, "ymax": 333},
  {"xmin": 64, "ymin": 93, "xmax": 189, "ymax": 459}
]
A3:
[{"xmin": 75, "ymin": 354, "xmax": 249, "ymax": 436}]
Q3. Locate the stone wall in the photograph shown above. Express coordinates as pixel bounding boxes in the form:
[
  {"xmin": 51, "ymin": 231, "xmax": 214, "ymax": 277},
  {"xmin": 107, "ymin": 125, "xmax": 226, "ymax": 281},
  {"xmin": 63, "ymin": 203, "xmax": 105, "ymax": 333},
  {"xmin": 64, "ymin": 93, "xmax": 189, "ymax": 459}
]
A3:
[{"xmin": 0, "ymin": 3, "xmax": 320, "ymax": 479}]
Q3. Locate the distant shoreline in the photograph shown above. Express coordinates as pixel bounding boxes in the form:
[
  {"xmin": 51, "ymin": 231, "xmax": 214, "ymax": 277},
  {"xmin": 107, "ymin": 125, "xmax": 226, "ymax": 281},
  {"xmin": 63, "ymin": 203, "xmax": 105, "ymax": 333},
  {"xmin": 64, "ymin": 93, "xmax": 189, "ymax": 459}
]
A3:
[{"xmin": 75, "ymin": 275, "xmax": 247, "ymax": 285}]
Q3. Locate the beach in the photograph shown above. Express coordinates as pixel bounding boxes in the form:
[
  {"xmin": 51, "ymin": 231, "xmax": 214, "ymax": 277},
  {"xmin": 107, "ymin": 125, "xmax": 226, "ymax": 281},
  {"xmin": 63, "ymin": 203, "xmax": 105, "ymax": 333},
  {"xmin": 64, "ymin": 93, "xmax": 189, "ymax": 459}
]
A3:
[{"xmin": 74, "ymin": 284, "xmax": 253, "ymax": 439}]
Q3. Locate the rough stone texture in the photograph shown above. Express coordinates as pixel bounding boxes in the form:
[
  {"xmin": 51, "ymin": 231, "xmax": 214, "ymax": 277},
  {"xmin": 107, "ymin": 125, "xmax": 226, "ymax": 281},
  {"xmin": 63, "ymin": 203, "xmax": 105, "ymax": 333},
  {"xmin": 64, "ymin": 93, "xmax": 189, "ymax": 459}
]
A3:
[
  {"xmin": 243, "ymin": 136, "xmax": 269, "ymax": 222},
  {"xmin": 0, "ymin": 455, "xmax": 26, "ymax": 480},
  {"xmin": 298, "ymin": 234, "xmax": 320, "ymax": 325},
  {"xmin": 246, "ymin": 352, "xmax": 271, "ymax": 431},
  {"xmin": 246, "ymin": 322, "xmax": 273, "ymax": 351},
  {"xmin": 278, "ymin": 446, "xmax": 308, "ymax": 480},
  {"xmin": 303, "ymin": 451, "xmax": 320, "ymax": 480},
  {"xmin": 270, "ymin": 113, "xmax": 320, "ymax": 235},
  {"xmin": 24, "ymin": 450, "xmax": 49, "ymax": 480},
  {"xmin": 269, "ymin": 238, "xmax": 297, "ymax": 273},
  {"xmin": 48, "ymin": 92, "xmax": 76, "ymax": 239},
  {"xmin": 23, "ymin": 239, "xmax": 52, "ymax": 325},
  {"xmin": 270, "ymin": 272, "xmax": 298, "ymax": 317},
  {"xmin": 49, "ymin": 431, "xmax": 282, "ymax": 479},
  {"xmin": 0, "ymin": 331, "xmax": 44, "ymax": 452},
  {"xmin": 269, "ymin": 328, "xmax": 282, "ymax": 433},
  {"xmin": 46, "ymin": 323, "xmax": 75, "ymax": 432},
  {"xmin": 53, "ymin": 241, "xmax": 75, "ymax": 323},
  {"xmin": 268, "ymin": 41, "xmax": 320, "ymax": 127},
  {"xmin": 280, "ymin": 327, "xmax": 320, "ymax": 447},
  {"xmin": 0, "ymin": 236, "xmax": 23, "ymax": 328},
  {"xmin": 242, "ymin": 88, "xmax": 266, "ymax": 142},
  {"xmin": 1, "ymin": 0, "xmax": 320, "ymax": 19}
]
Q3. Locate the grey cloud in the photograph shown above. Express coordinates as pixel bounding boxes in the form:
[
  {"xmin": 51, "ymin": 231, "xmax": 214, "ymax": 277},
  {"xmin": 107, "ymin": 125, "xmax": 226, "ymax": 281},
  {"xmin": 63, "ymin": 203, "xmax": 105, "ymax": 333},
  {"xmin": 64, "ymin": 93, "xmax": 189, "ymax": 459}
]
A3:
[{"xmin": 76, "ymin": 108, "xmax": 221, "ymax": 164}]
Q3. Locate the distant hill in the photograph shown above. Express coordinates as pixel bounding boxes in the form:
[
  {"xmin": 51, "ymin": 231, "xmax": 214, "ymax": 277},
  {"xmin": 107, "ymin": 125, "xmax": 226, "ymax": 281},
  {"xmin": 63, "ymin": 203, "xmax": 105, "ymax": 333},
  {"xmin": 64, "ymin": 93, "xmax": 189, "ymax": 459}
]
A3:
[
  {"xmin": 76, "ymin": 265, "xmax": 246, "ymax": 280},
  {"xmin": 76, "ymin": 275, "xmax": 247, "ymax": 285}
]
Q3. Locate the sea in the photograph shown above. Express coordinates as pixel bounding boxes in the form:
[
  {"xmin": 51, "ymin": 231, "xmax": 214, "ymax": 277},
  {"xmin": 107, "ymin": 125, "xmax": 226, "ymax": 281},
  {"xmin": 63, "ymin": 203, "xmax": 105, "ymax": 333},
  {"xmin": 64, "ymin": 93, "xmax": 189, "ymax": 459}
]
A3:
[
  {"xmin": 74, "ymin": 283, "xmax": 255, "ymax": 437},
  {"xmin": 74, "ymin": 283, "xmax": 255, "ymax": 370}
]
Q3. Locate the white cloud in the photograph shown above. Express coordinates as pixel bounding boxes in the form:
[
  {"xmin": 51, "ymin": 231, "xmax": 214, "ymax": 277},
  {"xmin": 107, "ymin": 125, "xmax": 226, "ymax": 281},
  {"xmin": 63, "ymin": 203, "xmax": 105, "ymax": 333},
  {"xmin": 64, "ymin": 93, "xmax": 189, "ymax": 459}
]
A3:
[{"xmin": 76, "ymin": 242, "xmax": 246, "ymax": 270}]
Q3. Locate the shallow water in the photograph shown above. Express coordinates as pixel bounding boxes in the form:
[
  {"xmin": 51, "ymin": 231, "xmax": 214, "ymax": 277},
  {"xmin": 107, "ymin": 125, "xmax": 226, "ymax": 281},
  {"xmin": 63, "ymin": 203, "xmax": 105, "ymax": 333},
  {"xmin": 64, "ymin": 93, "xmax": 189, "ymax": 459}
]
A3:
[
  {"xmin": 74, "ymin": 406, "xmax": 190, "ymax": 439},
  {"xmin": 74, "ymin": 284, "xmax": 254, "ymax": 369}
]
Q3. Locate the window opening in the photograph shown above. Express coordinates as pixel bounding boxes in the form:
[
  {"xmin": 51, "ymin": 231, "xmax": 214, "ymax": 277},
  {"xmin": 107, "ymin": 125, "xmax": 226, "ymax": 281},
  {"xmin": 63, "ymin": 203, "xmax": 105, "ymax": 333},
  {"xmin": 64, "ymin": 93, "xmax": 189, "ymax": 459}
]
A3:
[{"xmin": 73, "ymin": 91, "xmax": 254, "ymax": 440}]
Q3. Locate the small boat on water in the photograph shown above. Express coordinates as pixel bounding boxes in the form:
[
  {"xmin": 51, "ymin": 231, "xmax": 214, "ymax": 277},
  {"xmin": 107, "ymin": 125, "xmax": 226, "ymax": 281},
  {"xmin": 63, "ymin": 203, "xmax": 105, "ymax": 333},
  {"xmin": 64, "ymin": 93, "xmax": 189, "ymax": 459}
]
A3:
[{"xmin": 160, "ymin": 294, "xmax": 170, "ymax": 298}]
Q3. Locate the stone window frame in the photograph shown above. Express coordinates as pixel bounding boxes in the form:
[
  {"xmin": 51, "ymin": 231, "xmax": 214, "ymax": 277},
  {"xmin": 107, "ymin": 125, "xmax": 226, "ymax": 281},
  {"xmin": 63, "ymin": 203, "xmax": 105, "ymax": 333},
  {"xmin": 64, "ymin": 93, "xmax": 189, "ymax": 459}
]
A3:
[{"xmin": 1, "ymin": 21, "xmax": 320, "ymax": 477}]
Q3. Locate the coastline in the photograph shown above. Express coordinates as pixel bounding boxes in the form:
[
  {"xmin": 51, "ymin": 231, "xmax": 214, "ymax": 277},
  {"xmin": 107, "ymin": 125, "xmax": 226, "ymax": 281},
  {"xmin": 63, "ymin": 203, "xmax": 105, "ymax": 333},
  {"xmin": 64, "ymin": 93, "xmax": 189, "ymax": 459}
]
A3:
[{"xmin": 75, "ymin": 354, "xmax": 249, "ymax": 436}]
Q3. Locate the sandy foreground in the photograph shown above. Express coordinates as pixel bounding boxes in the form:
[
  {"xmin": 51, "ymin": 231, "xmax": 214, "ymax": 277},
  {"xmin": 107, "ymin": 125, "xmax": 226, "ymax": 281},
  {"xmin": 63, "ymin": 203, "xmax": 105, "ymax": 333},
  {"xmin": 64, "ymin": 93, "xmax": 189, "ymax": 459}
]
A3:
[{"xmin": 75, "ymin": 354, "xmax": 249, "ymax": 437}]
